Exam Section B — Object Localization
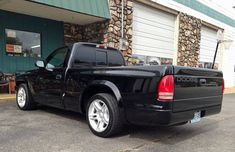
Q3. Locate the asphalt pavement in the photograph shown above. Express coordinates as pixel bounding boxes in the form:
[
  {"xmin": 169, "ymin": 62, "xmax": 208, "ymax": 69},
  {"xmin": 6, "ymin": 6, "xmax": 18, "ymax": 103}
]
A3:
[{"xmin": 0, "ymin": 94, "xmax": 234, "ymax": 152}]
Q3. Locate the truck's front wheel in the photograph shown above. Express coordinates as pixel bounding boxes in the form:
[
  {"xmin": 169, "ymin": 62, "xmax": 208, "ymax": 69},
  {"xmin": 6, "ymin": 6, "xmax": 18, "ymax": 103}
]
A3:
[
  {"xmin": 16, "ymin": 84, "xmax": 36, "ymax": 110},
  {"xmin": 86, "ymin": 93, "xmax": 122, "ymax": 137}
]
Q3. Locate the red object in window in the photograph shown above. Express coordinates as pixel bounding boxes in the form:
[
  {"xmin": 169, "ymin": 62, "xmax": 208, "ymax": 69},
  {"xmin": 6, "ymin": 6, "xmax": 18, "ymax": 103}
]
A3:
[
  {"xmin": 157, "ymin": 75, "xmax": 174, "ymax": 101},
  {"xmin": 6, "ymin": 44, "xmax": 14, "ymax": 53}
]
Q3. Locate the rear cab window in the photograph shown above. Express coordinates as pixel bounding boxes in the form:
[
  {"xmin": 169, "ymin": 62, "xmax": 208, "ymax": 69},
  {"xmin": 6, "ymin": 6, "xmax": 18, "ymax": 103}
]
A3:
[
  {"xmin": 72, "ymin": 44, "xmax": 125, "ymax": 67},
  {"xmin": 108, "ymin": 51, "xmax": 125, "ymax": 66},
  {"xmin": 96, "ymin": 50, "xmax": 107, "ymax": 66}
]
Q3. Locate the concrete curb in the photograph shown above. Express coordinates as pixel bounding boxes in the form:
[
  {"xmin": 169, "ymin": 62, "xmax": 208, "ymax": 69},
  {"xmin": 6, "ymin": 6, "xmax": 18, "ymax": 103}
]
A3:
[
  {"xmin": 0, "ymin": 94, "xmax": 16, "ymax": 100},
  {"xmin": 224, "ymin": 88, "xmax": 235, "ymax": 94}
]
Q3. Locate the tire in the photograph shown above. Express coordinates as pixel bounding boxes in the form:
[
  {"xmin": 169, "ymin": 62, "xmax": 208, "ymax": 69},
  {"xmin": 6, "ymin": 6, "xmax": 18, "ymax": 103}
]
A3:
[
  {"xmin": 86, "ymin": 93, "xmax": 123, "ymax": 137},
  {"xmin": 16, "ymin": 83, "xmax": 37, "ymax": 110}
]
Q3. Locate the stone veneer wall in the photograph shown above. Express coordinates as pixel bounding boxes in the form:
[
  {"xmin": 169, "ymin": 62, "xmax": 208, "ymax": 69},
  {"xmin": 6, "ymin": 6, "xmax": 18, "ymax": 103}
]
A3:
[
  {"xmin": 177, "ymin": 13, "xmax": 202, "ymax": 67},
  {"xmin": 105, "ymin": 0, "xmax": 133, "ymax": 56},
  {"xmin": 64, "ymin": 23, "xmax": 84, "ymax": 45},
  {"xmin": 64, "ymin": 21, "xmax": 109, "ymax": 45},
  {"xmin": 83, "ymin": 21, "xmax": 109, "ymax": 43},
  {"xmin": 64, "ymin": 0, "xmax": 133, "ymax": 57}
]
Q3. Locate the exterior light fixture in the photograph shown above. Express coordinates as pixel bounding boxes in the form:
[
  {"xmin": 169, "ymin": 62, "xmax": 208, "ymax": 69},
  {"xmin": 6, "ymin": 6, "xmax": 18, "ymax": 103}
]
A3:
[{"xmin": 119, "ymin": 38, "xmax": 128, "ymax": 50}]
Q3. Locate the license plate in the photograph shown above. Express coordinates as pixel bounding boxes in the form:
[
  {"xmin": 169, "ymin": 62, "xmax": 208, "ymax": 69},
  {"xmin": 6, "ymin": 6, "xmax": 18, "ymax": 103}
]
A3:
[{"xmin": 190, "ymin": 111, "xmax": 201, "ymax": 123}]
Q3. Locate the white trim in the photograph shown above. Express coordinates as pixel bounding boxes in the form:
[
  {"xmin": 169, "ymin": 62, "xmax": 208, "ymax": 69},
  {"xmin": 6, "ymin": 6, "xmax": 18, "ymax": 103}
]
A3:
[
  {"xmin": 135, "ymin": 0, "xmax": 178, "ymax": 15},
  {"xmin": 173, "ymin": 14, "xmax": 180, "ymax": 65}
]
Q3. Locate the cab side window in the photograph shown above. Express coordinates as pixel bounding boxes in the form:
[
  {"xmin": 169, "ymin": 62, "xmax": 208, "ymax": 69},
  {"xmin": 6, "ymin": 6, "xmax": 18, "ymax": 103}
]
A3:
[{"xmin": 73, "ymin": 46, "xmax": 95, "ymax": 66}]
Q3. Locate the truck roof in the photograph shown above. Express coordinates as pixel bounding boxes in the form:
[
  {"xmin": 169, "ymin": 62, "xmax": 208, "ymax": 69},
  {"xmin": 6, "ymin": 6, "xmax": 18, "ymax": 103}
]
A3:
[{"xmin": 71, "ymin": 42, "xmax": 118, "ymax": 51}]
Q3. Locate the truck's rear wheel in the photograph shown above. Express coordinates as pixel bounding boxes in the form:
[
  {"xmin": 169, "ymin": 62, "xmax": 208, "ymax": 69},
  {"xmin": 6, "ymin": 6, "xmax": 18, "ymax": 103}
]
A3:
[
  {"xmin": 16, "ymin": 84, "xmax": 36, "ymax": 110},
  {"xmin": 86, "ymin": 93, "xmax": 122, "ymax": 137}
]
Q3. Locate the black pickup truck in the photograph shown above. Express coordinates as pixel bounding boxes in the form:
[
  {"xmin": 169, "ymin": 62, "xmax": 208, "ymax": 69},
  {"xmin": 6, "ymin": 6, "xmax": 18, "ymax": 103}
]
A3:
[{"xmin": 16, "ymin": 42, "xmax": 224, "ymax": 137}]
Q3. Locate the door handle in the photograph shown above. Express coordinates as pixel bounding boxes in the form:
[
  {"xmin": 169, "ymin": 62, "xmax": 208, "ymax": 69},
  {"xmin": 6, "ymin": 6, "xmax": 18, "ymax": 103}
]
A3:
[{"xmin": 56, "ymin": 74, "xmax": 62, "ymax": 80}]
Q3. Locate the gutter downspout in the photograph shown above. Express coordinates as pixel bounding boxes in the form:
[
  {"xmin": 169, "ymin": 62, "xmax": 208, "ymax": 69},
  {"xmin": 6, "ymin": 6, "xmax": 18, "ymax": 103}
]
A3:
[{"xmin": 121, "ymin": 0, "xmax": 124, "ymax": 38}]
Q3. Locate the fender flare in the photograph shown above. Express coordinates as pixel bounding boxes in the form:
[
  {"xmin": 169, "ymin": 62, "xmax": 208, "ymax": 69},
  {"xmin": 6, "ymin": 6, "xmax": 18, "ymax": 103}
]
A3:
[
  {"xmin": 79, "ymin": 80, "xmax": 122, "ymax": 112},
  {"xmin": 16, "ymin": 77, "xmax": 35, "ymax": 94}
]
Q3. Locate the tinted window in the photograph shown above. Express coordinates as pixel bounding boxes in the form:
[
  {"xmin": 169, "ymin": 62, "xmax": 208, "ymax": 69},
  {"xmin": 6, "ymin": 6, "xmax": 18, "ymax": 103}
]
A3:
[
  {"xmin": 96, "ymin": 51, "xmax": 107, "ymax": 66},
  {"xmin": 108, "ymin": 51, "xmax": 125, "ymax": 66},
  {"xmin": 46, "ymin": 47, "xmax": 68, "ymax": 69},
  {"xmin": 73, "ymin": 46, "xmax": 95, "ymax": 66}
]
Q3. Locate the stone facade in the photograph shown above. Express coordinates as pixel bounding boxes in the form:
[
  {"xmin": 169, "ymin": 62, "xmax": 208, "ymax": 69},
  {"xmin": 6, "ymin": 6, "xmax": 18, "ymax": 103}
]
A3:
[
  {"xmin": 177, "ymin": 13, "xmax": 202, "ymax": 67},
  {"xmin": 83, "ymin": 21, "xmax": 109, "ymax": 43},
  {"xmin": 105, "ymin": 0, "xmax": 133, "ymax": 57},
  {"xmin": 64, "ymin": 0, "xmax": 133, "ymax": 57},
  {"xmin": 64, "ymin": 23, "xmax": 83, "ymax": 45},
  {"xmin": 64, "ymin": 21, "xmax": 110, "ymax": 45}
]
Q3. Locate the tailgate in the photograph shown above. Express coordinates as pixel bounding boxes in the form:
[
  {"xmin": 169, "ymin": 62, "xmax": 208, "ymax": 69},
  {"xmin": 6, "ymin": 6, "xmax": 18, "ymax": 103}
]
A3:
[{"xmin": 173, "ymin": 67, "xmax": 223, "ymax": 112}]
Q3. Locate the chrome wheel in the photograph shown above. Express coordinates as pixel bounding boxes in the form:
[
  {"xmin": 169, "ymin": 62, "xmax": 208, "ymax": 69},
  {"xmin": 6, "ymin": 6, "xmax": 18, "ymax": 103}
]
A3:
[
  {"xmin": 17, "ymin": 87, "xmax": 26, "ymax": 108},
  {"xmin": 88, "ymin": 99, "xmax": 110, "ymax": 132}
]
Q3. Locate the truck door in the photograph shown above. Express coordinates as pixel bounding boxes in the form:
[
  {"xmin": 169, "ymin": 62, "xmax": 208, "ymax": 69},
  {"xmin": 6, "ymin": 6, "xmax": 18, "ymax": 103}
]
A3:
[{"xmin": 35, "ymin": 47, "xmax": 69, "ymax": 108}]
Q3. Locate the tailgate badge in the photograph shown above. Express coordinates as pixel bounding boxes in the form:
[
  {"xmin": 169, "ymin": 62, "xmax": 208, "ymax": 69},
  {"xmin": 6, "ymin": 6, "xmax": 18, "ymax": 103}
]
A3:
[{"xmin": 176, "ymin": 77, "xmax": 198, "ymax": 83}]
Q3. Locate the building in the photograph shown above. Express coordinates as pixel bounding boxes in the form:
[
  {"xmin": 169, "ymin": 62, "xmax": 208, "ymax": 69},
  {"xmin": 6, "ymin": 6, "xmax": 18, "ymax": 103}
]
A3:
[
  {"xmin": 0, "ymin": 0, "xmax": 111, "ymax": 73},
  {"xmin": 0, "ymin": 0, "xmax": 235, "ymax": 88},
  {"xmin": 129, "ymin": 0, "xmax": 235, "ymax": 88}
]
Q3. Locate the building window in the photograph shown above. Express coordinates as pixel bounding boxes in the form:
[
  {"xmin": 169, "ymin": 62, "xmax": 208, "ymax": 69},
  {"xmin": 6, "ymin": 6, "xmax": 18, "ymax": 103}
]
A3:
[
  {"xmin": 128, "ymin": 54, "xmax": 173, "ymax": 66},
  {"xmin": 5, "ymin": 29, "xmax": 41, "ymax": 58}
]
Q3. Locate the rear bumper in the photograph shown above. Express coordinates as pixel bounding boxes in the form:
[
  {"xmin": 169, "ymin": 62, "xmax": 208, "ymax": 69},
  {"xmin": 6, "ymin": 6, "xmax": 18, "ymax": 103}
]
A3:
[{"xmin": 125, "ymin": 105, "xmax": 222, "ymax": 126}]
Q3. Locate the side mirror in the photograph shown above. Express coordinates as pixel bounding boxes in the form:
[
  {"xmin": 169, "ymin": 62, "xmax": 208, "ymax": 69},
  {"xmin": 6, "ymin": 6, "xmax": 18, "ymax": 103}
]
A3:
[{"xmin": 35, "ymin": 60, "xmax": 45, "ymax": 68}]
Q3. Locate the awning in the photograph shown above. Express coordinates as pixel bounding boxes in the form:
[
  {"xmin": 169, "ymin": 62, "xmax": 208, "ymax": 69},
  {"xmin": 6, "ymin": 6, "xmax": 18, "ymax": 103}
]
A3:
[{"xmin": 0, "ymin": 0, "xmax": 111, "ymax": 25}]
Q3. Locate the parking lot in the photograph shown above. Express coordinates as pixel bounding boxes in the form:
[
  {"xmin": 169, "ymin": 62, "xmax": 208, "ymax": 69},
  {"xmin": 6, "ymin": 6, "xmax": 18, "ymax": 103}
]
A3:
[{"xmin": 0, "ymin": 94, "xmax": 234, "ymax": 152}]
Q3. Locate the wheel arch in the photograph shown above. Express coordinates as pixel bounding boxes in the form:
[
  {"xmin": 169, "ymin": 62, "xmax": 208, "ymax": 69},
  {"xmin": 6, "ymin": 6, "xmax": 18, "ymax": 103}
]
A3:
[
  {"xmin": 79, "ymin": 80, "xmax": 122, "ymax": 113},
  {"xmin": 15, "ymin": 78, "xmax": 28, "ymax": 90},
  {"xmin": 16, "ymin": 77, "xmax": 34, "ymax": 95}
]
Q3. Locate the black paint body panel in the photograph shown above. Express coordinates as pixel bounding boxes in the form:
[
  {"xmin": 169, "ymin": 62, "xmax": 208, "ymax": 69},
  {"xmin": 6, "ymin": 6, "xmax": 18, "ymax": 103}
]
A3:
[{"xmin": 16, "ymin": 43, "xmax": 223, "ymax": 126}]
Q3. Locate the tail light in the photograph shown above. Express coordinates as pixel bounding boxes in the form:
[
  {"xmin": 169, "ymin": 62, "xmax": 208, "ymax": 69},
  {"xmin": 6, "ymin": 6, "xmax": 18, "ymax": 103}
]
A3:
[
  {"xmin": 222, "ymin": 78, "xmax": 224, "ymax": 94},
  {"xmin": 158, "ymin": 75, "xmax": 174, "ymax": 101}
]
